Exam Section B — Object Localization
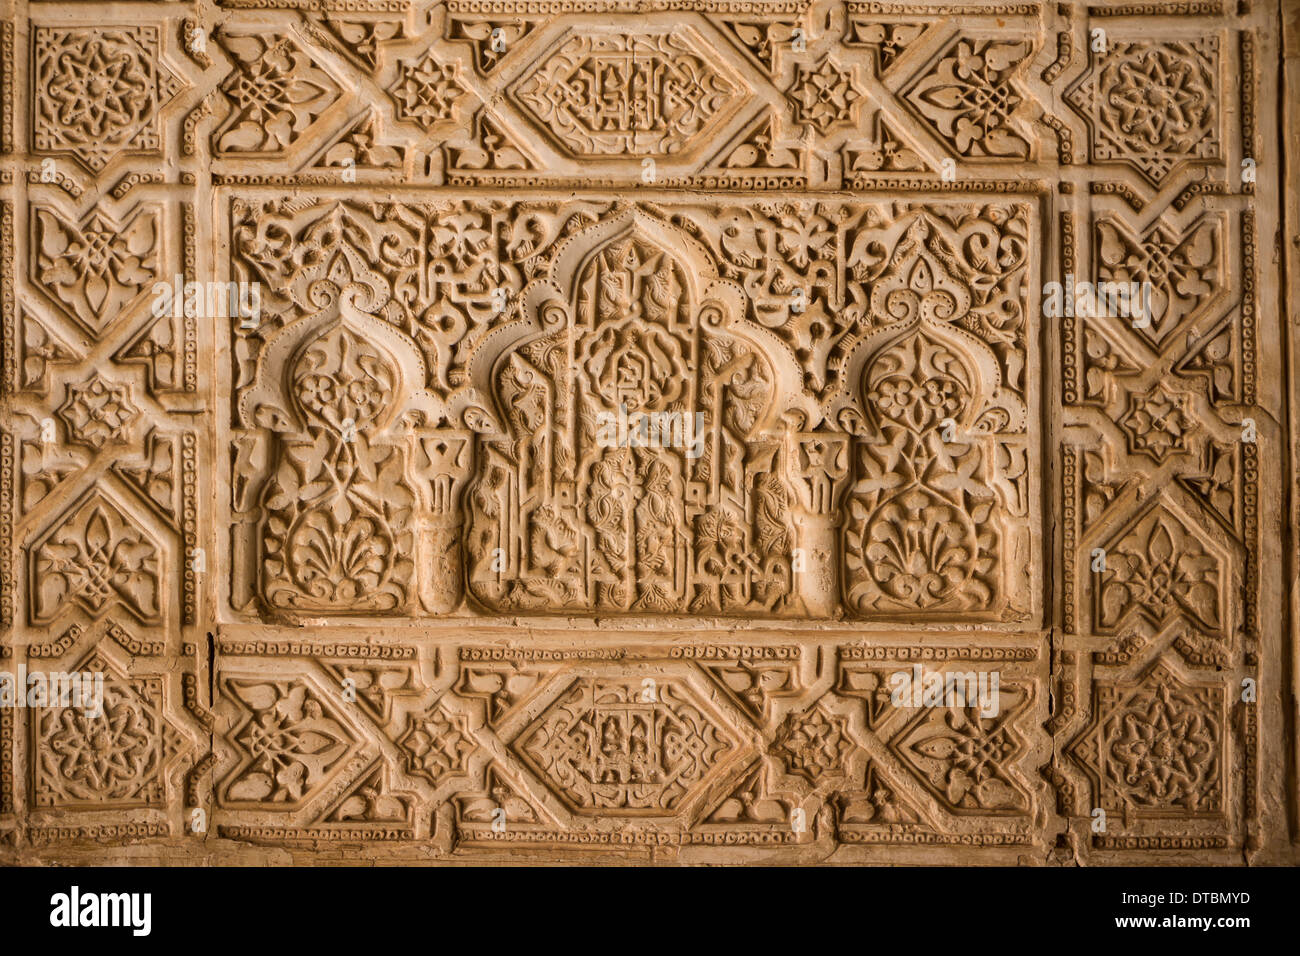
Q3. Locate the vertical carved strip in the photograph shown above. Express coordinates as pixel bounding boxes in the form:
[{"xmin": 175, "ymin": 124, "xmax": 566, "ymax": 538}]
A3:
[
  {"xmin": 1060, "ymin": 211, "xmax": 1078, "ymax": 406},
  {"xmin": 182, "ymin": 432, "xmax": 198, "ymax": 626},
  {"xmin": 0, "ymin": 428, "xmax": 11, "ymax": 630},
  {"xmin": 1242, "ymin": 210, "xmax": 1258, "ymax": 645},
  {"xmin": 0, "ymin": 21, "xmax": 12, "ymax": 155},
  {"xmin": 183, "ymin": 97, "xmax": 212, "ymax": 158},
  {"xmin": 244, "ymin": 298, "xmax": 423, "ymax": 617},
  {"xmin": 0, "ymin": 199, "xmax": 11, "ymax": 629},
  {"xmin": 1042, "ymin": 31, "xmax": 1073, "ymax": 83},
  {"xmin": 0, "ymin": 689, "xmax": 11, "ymax": 814},
  {"xmin": 1062, "ymin": 445, "xmax": 1077, "ymax": 634},
  {"xmin": 183, "ymin": 202, "xmax": 198, "ymax": 393},
  {"xmin": 1243, "ymin": 210, "xmax": 1257, "ymax": 406},
  {"xmin": 1241, "ymin": 33, "xmax": 1257, "ymax": 177}
]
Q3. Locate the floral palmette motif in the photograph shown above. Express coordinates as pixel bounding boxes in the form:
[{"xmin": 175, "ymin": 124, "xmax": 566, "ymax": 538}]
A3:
[
  {"xmin": 259, "ymin": 323, "xmax": 415, "ymax": 612},
  {"xmin": 847, "ymin": 330, "xmax": 996, "ymax": 611},
  {"xmin": 842, "ymin": 228, "xmax": 1023, "ymax": 614},
  {"xmin": 1097, "ymin": 505, "xmax": 1221, "ymax": 633},
  {"xmin": 32, "ymin": 492, "xmax": 160, "ymax": 624},
  {"xmin": 852, "ymin": 482, "xmax": 991, "ymax": 610},
  {"xmin": 222, "ymin": 680, "xmax": 356, "ymax": 807},
  {"xmin": 214, "ymin": 32, "xmax": 341, "ymax": 153},
  {"xmin": 892, "ymin": 689, "xmax": 1029, "ymax": 812},
  {"xmin": 33, "ymin": 206, "xmax": 159, "ymax": 336},
  {"xmin": 906, "ymin": 39, "xmax": 1032, "ymax": 158}
]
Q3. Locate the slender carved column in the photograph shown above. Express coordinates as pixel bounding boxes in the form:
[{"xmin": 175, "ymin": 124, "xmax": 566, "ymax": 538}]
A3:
[
  {"xmin": 783, "ymin": 429, "xmax": 850, "ymax": 617},
  {"xmin": 413, "ymin": 429, "xmax": 474, "ymax": 614}
]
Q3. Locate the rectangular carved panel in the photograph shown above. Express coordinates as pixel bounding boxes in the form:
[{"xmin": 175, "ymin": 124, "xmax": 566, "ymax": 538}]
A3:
[{"xmin": 0, "ymin": 0, "xmax": 1294, "ymax": 865}]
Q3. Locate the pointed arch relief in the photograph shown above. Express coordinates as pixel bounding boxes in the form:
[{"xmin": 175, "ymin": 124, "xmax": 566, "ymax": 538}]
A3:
[{"xmin": 465, "ymin": 209, "xmax": 804, "ymax": 616}]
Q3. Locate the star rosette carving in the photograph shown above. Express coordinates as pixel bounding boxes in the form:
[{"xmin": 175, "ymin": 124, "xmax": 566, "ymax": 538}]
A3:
[
  {"xmin": 33, "ymin": 25, "xmax": 183, "ymax": 174},
  {"xmin": 787, "ymin": 56, "xmax": 864, "ymax": 134},
  {"xmin": 58, "ymin": 373, "xmax": 141, "ymax": 450}
]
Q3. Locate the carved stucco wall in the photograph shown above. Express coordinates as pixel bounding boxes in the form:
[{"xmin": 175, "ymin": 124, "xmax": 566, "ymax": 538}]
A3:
[{"xmin": 0, "ymin": 0, "xmax": 1295, "ymax": 864}]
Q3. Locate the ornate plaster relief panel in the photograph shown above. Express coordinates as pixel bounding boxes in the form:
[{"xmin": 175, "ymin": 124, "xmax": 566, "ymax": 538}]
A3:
[{"xmin": 0, "ymin": 0, "xmax": 1294, "ymax": 865}]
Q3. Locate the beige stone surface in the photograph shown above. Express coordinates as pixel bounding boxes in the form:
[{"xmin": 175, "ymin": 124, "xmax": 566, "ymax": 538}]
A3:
[{"xmin": 0, "ymin": 0, "xmax": 1294, "ymax": 865}]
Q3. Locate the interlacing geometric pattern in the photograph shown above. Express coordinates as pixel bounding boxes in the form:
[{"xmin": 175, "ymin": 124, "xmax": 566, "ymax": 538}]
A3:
[{"xmin": 0, "ymin": 0, "xmax": 1294, "ymax": 866}]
